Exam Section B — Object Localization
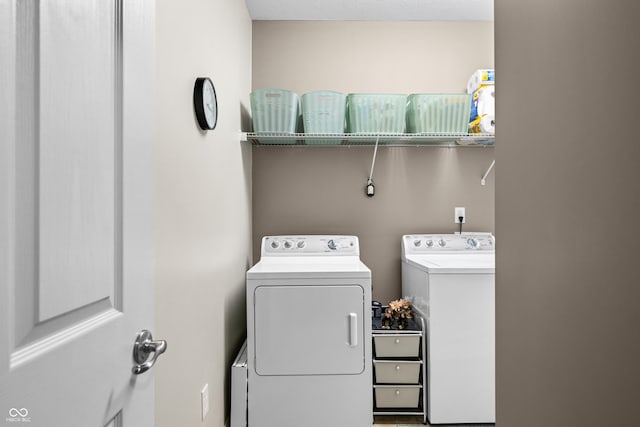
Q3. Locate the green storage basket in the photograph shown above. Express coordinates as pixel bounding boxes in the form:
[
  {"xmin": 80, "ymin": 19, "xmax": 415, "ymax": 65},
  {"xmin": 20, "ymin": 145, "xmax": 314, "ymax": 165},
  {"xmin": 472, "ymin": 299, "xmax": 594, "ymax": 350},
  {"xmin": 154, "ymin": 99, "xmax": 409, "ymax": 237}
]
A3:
[
  {"xmin": 347, "ymin": 94, "xmax": 407, "ymax": 134},
  {"xmin": 407, "ymin": 93, "xmax": 471, "ymax": 134},
  {"xmin": 250, "ymin": 88, "xmax": 299, "ymax": 144},
  {"xmin": 301, "ymin": 91, "xmax": 346, "ymax": 144},
  {"xmin": 301, "ymin": 91, "xmax": 346, "ymax": 133}
]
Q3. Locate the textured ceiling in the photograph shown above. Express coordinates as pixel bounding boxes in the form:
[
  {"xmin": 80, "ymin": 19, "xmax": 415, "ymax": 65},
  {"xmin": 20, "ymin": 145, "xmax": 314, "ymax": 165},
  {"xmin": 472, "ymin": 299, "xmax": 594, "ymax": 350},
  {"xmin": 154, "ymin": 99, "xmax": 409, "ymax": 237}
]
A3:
[{"xmin": 245, "ymin": 0, "xmax": 493, "ymax": 21}]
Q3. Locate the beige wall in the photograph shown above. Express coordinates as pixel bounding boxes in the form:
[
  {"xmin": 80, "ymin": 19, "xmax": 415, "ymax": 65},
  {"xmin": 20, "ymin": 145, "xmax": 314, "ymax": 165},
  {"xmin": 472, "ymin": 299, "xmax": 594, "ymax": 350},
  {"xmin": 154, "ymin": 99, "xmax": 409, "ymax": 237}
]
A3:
[
  {"xmin": 252, "ymin": 21, "xmax": 494, "ymax": 303},
  {"xmin": 155, "ymin": 1, "xmax": 252, "ymax": 426},
  {"xmin": 495, "ymin": 0, "xmax": 640, "ymax": 425}
]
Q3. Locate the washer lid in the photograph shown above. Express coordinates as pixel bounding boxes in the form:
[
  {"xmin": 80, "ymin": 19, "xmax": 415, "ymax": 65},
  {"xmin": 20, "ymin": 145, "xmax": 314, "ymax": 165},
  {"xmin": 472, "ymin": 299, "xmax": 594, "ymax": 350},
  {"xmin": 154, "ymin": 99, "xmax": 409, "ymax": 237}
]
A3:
[{"xmin": 404, "ymin": 253, "xmax": 495, "ymax": 274}]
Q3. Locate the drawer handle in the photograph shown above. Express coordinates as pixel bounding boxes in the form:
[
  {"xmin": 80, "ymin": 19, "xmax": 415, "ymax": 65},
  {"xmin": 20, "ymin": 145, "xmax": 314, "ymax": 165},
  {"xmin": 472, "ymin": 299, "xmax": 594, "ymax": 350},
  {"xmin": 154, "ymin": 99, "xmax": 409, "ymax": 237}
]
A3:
[
  {"xmin": 395, "ymin": 365, "xmax": 401, "ymax": 371},
  {"xmin": 395, "ymin": 390, "xmax": 401, "ymax": 396},
  {"xmin": 395, "ymin": 338, "xmax": 400, "ymax": 344}
]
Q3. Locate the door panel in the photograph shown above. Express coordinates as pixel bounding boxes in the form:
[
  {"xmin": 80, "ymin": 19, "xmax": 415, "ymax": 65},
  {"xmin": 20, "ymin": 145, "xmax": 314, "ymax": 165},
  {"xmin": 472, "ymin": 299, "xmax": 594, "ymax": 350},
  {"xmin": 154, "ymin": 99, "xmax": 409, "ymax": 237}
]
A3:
[
  {"xmin": 14, "ymin": 0, "xmax": 121, "ymax": 338},
  {"xmin": 1, "ymin": 1, "xmax": 155, "ymax": 426},
  {"xmin": 38, "ymin": 0, "xmax": 118, "ymax": 321},
  {"xmin": 254, "ymin": 285, "xmax": 365, "ymax": 376}
]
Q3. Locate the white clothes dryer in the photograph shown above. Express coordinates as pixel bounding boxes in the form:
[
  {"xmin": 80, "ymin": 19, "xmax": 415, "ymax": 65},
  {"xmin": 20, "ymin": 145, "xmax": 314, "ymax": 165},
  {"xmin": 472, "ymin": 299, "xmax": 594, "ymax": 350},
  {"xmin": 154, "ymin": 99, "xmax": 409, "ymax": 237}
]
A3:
[
  {"xmin": 246, "ymin": 236, "xmax": 372, "ymax": 427},
  {"xmin": 401, "ymin": 233, "xmax": 495, "ymax": 424}
]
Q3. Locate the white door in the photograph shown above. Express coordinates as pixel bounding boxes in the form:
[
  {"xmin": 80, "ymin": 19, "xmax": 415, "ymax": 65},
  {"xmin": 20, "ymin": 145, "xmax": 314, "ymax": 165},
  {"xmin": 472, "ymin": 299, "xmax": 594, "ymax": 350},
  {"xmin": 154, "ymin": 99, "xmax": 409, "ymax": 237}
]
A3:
[
  {"xmin": 253, "ymin": 285, "xmax": 365, "ymax": 375},
  {"xmin": 0, "ymin": 1, "xmax": 157, "ymax": 426}
]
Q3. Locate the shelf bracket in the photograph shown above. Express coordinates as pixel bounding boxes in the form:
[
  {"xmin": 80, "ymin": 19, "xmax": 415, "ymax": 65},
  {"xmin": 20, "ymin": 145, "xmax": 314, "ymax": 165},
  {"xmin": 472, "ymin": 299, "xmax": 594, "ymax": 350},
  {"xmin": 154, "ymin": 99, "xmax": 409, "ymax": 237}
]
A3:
[
  {"xmin": 481, "ymin": 159, "xmax": 495, "ymax": 186},
  {"xmin": 366, "ymin": 137, "xmax": 380, "ymax": 197}
]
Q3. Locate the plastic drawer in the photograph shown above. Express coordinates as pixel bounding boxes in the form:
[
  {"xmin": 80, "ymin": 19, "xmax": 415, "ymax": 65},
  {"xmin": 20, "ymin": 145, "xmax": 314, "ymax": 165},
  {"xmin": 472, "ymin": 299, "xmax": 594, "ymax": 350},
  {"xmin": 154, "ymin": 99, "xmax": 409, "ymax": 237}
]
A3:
[
  {"xmin": 374, "ymin": 360, "xmax": 422, "ymax": 384},
  {"xmin": 373, "ymin": 335, "xmax": 420, "ymax": 358},
  {"xmin": 374, "ymin": 385, "xmax": 421, "ymax": 408}
]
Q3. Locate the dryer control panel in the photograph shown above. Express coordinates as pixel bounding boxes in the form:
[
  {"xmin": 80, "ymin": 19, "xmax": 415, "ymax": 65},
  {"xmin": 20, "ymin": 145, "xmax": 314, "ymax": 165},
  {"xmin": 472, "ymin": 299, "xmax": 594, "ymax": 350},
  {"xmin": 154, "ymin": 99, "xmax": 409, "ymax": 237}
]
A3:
[
  {"xmin": 403, "ymin": 233, "xmax": 495, "ymax": 255},
  {"xmin": 262, "ymin": 235, "xmax": 360, "ymax": 256}
]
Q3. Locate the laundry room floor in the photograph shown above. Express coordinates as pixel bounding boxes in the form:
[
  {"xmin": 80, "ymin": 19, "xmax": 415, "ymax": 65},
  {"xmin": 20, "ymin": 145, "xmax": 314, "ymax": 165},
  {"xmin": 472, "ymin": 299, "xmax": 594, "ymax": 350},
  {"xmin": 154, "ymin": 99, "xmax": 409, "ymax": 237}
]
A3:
[{"xmin": 373, "ymin": 415, "xmax": 495, "ymax": 426}]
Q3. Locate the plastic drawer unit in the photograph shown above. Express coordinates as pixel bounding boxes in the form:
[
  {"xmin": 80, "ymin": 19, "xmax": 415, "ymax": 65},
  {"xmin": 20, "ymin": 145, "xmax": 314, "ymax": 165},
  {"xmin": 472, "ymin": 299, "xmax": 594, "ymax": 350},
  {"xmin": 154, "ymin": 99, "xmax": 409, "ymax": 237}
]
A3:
[{"xmin": 371, "ymin": 316, "xmax": 426, "ymax": 423}]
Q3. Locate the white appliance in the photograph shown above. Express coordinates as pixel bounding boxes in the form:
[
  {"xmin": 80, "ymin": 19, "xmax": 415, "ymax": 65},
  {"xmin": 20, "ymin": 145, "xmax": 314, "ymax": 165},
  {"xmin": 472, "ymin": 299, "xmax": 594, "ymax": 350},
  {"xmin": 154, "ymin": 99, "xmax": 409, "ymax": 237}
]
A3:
[
  {"xmin": 401, "ymin": 233, "xmax": 495, "ymax": 424},
  {"xmin": 230, "ymin": 340, "xmax": 248, "ymax": 427},
  {"xmin": 246, "ymin": 235, "xmax": 372, "ymax": 427}
]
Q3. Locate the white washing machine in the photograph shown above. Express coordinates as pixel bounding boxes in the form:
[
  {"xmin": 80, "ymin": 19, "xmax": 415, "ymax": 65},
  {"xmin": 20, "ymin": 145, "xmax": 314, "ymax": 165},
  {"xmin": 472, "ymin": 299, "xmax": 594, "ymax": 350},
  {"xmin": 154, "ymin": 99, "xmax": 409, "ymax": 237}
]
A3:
[
  {"xmin": 246, "ymin": 235, "xmax": 372, "ymax": 427},
  {"xmin": 401, "ymin": 233, "xmax": 495, "ymax": 424}
]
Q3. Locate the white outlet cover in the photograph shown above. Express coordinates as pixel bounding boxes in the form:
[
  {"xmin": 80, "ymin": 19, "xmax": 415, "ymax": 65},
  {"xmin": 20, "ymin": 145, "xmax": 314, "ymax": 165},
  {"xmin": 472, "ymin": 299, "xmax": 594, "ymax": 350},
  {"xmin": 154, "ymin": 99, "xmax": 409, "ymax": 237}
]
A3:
[
  {"xmin": 201, "ymin": 383, "xmax": 210, "ymax": 420},
  {"xmin": 455, "ymin": 207, "xmax": 466, "ymax": 223}
]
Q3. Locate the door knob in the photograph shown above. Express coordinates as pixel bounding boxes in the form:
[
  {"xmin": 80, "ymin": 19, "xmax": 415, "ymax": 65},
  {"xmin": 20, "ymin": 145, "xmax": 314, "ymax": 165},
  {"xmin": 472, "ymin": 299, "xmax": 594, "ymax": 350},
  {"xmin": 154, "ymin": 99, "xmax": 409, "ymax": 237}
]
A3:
[{"xmin": 132, "ymin": 329, "xmax": 167, "ymax": 375}]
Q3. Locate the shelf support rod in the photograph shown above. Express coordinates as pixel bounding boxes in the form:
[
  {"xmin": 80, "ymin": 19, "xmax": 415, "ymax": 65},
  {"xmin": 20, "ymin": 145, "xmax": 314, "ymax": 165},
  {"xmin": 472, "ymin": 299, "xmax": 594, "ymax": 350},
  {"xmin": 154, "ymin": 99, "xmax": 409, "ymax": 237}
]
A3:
[
  {"xmin": 366, "ymin": 137, "xmax": 380, "ymax": 197},
  {"xmin": 481, "ymin": 159, "xmax": 495, "ymax": 186}
]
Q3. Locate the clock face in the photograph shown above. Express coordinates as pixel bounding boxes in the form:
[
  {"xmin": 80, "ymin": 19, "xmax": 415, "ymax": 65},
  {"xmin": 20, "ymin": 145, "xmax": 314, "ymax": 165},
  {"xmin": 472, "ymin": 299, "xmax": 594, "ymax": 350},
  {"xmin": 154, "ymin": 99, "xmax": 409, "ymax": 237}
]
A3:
[
  {"xmin": 202, "ymin": 79, "xmax": 217, "ymax": 129},
  {"xmin": 194, "ymin": 77, "xmax": 217, "ymax": 130}
]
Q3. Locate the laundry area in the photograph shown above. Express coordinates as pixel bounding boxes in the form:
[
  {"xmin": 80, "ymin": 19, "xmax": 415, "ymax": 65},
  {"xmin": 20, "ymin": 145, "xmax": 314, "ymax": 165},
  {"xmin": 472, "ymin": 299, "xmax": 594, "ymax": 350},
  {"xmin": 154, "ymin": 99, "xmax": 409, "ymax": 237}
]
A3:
[
  {"xmin": 150, "ymin": 0, "xmax": 640, "ymax": 426},
  {"xmin": 230, "ymin": 3, "xmax": 496, "ymax": 424},
  {"xmin": 232, "ymin": 233, "xmax": 495, "ymax": 427},
  {"xmin": 2, "ymin": 0, "xmax": 637, "ymax": 426}
]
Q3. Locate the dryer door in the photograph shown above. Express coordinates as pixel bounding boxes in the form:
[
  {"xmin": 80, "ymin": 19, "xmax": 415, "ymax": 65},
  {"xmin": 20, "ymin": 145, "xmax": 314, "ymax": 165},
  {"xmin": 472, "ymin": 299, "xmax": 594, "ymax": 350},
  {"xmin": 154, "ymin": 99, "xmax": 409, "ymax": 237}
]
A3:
[{"xmin": 254, "ymin": 285, "xmax": 365, "ymax": 376}]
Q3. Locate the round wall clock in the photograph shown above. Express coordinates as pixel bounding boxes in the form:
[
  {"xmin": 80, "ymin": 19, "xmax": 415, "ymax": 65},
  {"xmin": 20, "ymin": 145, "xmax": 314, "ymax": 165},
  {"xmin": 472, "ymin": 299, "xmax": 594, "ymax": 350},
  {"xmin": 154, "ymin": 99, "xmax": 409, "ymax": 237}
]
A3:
[{"xmin": 193, "ymin": 77, "xmax": 218, "ymax": 130}]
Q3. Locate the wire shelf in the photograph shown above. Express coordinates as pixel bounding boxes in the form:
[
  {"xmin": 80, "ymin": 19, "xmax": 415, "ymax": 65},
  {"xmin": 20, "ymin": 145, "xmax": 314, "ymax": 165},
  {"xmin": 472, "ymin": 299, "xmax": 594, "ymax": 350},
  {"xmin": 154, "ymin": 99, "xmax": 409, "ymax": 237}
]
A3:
[{"xmin": 241, "ymin": 132, "xmax": 495, "ymax": 147}]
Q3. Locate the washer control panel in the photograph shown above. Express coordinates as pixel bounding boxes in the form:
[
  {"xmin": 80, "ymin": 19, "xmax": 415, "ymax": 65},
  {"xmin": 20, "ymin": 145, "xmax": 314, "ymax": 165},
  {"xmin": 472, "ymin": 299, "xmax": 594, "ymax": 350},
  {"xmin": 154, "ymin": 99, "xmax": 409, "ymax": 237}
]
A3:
[
  {"xmin": 262, "ymin": 235, "xmax": 359, "ymax": 256},
  {"xmin": 403, "ymin": 233, "xmax": 494, "ymax": 254}
]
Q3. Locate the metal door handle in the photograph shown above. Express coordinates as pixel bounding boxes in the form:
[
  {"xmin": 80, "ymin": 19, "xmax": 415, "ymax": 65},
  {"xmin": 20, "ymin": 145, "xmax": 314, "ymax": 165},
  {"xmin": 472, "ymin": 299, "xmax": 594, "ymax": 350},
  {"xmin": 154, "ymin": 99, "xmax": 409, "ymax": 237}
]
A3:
[{"xmin": 132, "ymin": 329, "xmax": 167, "ymax": 375}]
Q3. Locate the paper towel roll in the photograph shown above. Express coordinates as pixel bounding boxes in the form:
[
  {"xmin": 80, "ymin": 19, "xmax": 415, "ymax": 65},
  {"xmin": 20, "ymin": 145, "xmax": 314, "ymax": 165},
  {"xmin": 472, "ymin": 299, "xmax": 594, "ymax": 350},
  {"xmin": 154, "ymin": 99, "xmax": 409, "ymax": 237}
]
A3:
[
  {"xmin": 469, "ymin": 115, "xmax": 495, "ymax": 134},
  {"xmin": 469, "ymin": 86, "xmax": 495, "ymax": 122},
  {"xmin": 467, "ymin": 69, "xmax": 495, "ymax": 94}
]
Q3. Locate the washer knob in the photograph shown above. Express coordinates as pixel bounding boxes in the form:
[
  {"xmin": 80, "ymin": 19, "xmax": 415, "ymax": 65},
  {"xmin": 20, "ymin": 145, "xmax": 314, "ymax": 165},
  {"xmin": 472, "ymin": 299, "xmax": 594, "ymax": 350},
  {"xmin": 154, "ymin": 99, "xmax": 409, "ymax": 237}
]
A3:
[
  {"xmin": 297, "ymin": 240, "xmax": 306, "ymax": 249},
  {"xmin": 425, "ymin": 239, "xmax": 434, "ymax": 247},
  {"xmin": 438, "ymin": 239, "xmax": 447, "ymax": 247},
  {"xmin": 270, "ymin": 240, "xmax": 280, "ymax": 249},
  {"xmin": 413, "ymin": 239, "xmax": 422, "ymax": 247},
  {"xmin": 283, "ymin": 240, "xmax": 292, "ymax": 249},
  {"xmin": 327, "ymin": 239, "xmax": 337, "ymax": 250},
  {"xmin": 467, "ymin": 238, "xmax": 479, "ymax": 249}
]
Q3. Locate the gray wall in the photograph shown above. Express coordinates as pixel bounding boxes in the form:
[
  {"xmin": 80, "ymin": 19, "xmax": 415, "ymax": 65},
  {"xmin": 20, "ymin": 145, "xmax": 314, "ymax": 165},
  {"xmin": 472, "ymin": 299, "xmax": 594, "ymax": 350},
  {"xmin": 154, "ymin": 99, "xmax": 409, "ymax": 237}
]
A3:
[
  {"xmin": 252, "ymin": 21, "xmax": 495, "ymax": 303},
  {"xmin": 155, "ymin": 1, "xmax": 252, "ymax": 426},
  {"xmin": 495, "ymin": 0, "xmax": 640, "ymax": 425}
]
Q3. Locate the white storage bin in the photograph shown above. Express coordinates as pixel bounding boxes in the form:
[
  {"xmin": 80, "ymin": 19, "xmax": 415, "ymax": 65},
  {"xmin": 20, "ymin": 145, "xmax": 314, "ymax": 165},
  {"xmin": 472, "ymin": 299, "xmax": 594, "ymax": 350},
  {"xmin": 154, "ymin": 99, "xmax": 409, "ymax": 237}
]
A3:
[
  {"xmin": 374, "ymin": 385, "xmax": 421, "ymax": 408},
  {"xmin": 374, "ymin": 360, "xmax": 422, "ymax": 384},
  {"xmin": 373, "ymin": 335, "xmax": 420, "ymax": 358}
]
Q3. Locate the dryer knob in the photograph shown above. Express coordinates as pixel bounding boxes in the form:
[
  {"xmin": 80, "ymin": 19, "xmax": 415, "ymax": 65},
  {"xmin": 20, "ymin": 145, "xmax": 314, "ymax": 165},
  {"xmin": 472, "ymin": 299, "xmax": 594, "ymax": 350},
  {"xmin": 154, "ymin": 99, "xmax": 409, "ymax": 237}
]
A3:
[
  {"xmin": 283, "ymin": 240, "xmax": 293, "ymax": 249},
  {"xmin": 270, "ymin": 240, "xmax": 280, "ymax": 249},
  {"xmin": 467, "ymin": 238, "xmax": 479, "ymax": 249},
  {"xmin": 413, "ymin": 240, "xmax": 422, "ymax": 247},
  {"xmin": 425, "ymin": 240, "xmax": 434, "ymax": 247},
  {"xmin": 438, "ymin": 239, "xmax": 447, "ymax": 247},
  {"xmin": 297, "ymin": 240, "xmax": 306, "ymax": 249}
]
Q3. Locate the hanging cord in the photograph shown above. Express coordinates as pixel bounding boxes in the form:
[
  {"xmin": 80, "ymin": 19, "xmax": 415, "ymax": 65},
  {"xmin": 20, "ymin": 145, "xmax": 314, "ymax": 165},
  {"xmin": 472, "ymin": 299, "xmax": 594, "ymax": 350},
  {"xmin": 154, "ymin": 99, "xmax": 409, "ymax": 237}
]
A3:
[
  {"xmin": 481, "ymin": 159, "xmax": 495, "ymax": 186},
  {"xmin": 459, "ymin": 217, "xmax": 463, "ymax": 234},
  {"xmin": 366, "ymin": 137, "xmax": 380, "ymax": 197}
]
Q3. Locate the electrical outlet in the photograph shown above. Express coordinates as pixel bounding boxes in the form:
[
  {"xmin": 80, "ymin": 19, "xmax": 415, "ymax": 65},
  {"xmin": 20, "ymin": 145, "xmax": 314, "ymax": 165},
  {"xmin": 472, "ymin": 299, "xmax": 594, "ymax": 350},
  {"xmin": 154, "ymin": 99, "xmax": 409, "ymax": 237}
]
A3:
[
  {"xmin": 455, "ymin": 207, "xmax": 466, "ymax": 224},
  {"xmin": 201, "ymin": 383, "xmax": 210, "ymax": 421}
]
